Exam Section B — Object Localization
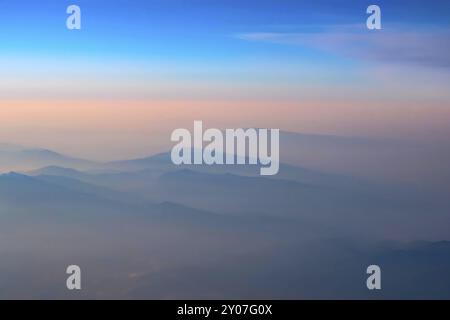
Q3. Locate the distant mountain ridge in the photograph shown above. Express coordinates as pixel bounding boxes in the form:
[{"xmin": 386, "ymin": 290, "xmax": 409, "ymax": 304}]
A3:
[{"xmin": 0, "ymin": 145, "xmax": 97, "ymax": 172}]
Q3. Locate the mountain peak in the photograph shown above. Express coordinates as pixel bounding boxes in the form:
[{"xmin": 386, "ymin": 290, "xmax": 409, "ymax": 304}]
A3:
[{"xmin": 2, "ymin": 171, "xmax": 28, "ymax": 178}]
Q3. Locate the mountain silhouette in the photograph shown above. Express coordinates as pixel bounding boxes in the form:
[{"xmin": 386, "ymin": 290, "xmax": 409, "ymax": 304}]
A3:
[{"xmin": 0, "ymin": 147, "xmax": 97, "ymax": 172}]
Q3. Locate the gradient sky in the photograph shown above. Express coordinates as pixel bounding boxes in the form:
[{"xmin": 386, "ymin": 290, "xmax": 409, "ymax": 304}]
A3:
[{"xmin": 0, "ymin": 0, "xmax": 449, "ymax": 159}]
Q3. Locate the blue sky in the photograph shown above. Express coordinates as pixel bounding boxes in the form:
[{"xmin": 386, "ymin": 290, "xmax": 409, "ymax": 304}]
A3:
[
  {"xmin": 0, "ymin": 0, "xmax": 449, "ymax": 102},
  {"xmin": 0, "ymin": 0, "xmax": 448, "ymax": 61}
]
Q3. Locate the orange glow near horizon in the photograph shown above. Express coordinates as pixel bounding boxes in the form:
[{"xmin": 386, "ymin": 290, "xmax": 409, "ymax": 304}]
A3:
[{"xmin": 0, "ymin": 99, "xmax": 449, "ymax": 160}]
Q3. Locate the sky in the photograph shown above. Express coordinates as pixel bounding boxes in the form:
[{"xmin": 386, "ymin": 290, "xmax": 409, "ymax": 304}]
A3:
[{"xmin": 0, "ymin": 0, "xmax": 449, "ymax": 160}]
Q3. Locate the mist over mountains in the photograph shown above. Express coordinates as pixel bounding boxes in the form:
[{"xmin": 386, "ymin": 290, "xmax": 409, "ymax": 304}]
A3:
[
  {"xmin": 1, "ymin": 133, "xmax": 449, "ymax": 299},
  {"xmin": 0, "ymin": 144, "xmax": 96, "ymax": 172}
]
